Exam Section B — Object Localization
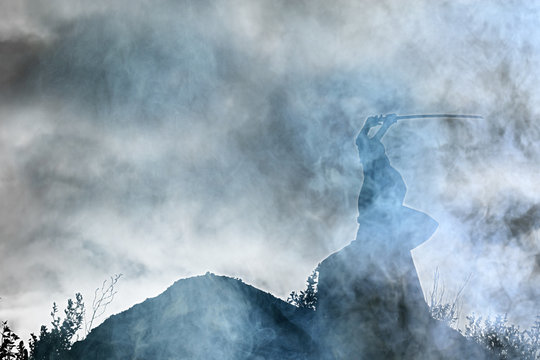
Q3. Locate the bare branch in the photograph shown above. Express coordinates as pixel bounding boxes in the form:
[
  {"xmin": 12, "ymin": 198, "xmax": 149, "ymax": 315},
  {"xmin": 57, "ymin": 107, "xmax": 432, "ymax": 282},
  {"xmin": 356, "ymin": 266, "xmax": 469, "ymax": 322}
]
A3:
[{"xmin": 85, "ymin": 274, "xmax": 122, "ymax": 335}]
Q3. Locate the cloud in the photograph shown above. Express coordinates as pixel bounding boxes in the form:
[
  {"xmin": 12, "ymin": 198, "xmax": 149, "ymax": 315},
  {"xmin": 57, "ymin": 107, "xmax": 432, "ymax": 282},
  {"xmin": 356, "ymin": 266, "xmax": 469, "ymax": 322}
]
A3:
[{"xmin": 1, "ymin": 0, "xmax": 540, "ymax": 337}]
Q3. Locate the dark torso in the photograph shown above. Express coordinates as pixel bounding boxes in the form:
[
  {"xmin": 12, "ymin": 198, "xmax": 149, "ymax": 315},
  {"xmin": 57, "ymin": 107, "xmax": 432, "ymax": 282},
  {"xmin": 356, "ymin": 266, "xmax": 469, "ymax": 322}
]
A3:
[{"xmin": 357, "ymin": 139, "xmax": 407, "ymax": 214}]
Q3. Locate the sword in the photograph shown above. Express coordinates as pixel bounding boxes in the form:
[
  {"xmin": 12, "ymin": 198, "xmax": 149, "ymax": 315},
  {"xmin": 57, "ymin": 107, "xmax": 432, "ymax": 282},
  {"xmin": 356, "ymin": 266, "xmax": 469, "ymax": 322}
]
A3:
[{"xmin": 394, "ymin": 114, "xmax": 483, "ymax": 121}]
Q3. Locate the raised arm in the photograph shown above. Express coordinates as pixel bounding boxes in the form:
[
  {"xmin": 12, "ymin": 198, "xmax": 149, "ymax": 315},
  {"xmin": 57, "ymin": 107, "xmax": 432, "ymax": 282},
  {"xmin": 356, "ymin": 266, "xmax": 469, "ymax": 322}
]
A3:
[
  {"xmin": 373, "ymin": 114, "xmax": 397, "ymax": 140},
  {"xmin": 356, "ymin": 115, "xmax": 382, "ymax": 145},
  {"xmin": 361, "ymin": 115, "xmax": 383, "ymax": 134},
  {"xmin": 356, "ymin": 115, "xmax": 384, "ymax": 164}
]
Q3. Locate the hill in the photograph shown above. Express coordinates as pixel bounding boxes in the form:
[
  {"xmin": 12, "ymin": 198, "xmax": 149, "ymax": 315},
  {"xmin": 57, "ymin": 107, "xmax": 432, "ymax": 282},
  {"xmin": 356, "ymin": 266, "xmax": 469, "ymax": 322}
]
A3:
[
  {"xmin": 70, "ymin": 273, "xmax": 316, "ymax": 359},
  {"xmin": 68, "ymin": 241, "xmax": 491, "ymax": 359}
]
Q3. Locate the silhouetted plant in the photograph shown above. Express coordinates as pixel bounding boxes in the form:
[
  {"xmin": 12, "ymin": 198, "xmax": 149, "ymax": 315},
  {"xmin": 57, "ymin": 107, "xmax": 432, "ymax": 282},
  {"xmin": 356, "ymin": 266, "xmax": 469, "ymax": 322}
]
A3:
[
  {"xmin": 428, "ymin": 268, "xmax": 469, "ymax": 328},
  {"xmin": 1, "ymin": 321, "xmax": 28, "ymax": 360},
  {"xmin": 1, "ymin": 321, "xmax": 17, "ymax": 359},
  {"xmin": 427, "ymin": 270, "xmax": 539, "ymax": 359},
  {"xmin": 1, "ymin": 275, "xmax": 121, "ymax": 360},
  {"xmin": 16, "ymin": 340, "xmax": 28, "ymax": 360},
  {"xmin": 29, "ymin": 293, "xmax": 84, "ymax": 360},
  {"xmin": 84, "ymin": 274, "xmax": 122, "ymax": 335},
  {"xmin": 464, "ymin": 314, "xmax": 540, "ymax": 360},
  {"xmin": 287, "ymin": 268, "xmax": 319, "ymax": 310}
]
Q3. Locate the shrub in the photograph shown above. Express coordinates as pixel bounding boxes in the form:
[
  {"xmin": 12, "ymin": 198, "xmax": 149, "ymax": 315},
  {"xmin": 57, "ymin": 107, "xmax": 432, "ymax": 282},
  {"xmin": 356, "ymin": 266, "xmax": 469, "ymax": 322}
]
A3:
[
  {"xmin": 1, "ymin": 274, "xmax": 122, "ymax": 359},
  {"xmin": 464, "ymin": 314, "xmax": 540, "ymax": 360},
  {"xmin": 29, "ymin": 293, "xmax": 84, "ymax": 360},
  {"xmin": 428, "ymin": 268, "xmax": 468, "ymax": 328},
  {"xmin": 1, "ymin": 321, "xmax": 28, "ymax": 360},
  {"xmin": 287, "ymin": 268, "xmax": 319, "ymax": 310}
]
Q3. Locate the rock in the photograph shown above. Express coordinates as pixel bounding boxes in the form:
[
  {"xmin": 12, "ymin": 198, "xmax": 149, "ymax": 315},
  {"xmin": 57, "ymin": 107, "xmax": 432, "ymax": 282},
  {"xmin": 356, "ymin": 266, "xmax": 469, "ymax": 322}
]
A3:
[
  {"xmin": 68, "ymin": 244, "xmax": 491, "ymax": 359},
  {"xmin": 70, "ymin": 273, "xmax": 316, "ymax": 359}
]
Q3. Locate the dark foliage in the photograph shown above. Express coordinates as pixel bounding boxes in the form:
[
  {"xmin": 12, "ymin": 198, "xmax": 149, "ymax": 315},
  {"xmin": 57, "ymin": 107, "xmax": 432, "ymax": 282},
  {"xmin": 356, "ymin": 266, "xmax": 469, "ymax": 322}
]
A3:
[
  {"xmin": 29, "ymin": 293, "xmax": 84, "ymax": 360},
  {"xmin": 287, "ymin": 268, "xmax": 319, "ymax": 310},
  {"xmin": 1, "ymin": 275, "xmax": 121, "ymax": 360},
  {"xmin": 428, "ymin": 295, "xmax": 540, "ymax": 359},
  {"xmin": 464, "ymin": 314, "xmax": 540, "ymax": 360},
  {"xmin": 1, "ymin": 322, "xmax": 28, "ymax": 360},
  {"xmin": 428, "ymin": 269, "xmax": 468, "ymax": 328}
]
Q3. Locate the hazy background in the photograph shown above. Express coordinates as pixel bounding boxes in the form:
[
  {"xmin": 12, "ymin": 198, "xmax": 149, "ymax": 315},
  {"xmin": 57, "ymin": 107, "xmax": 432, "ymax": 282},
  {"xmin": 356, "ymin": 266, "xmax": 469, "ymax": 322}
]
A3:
[{"xmin": 1, "ymin": 0, "xmax": 539, "ymax": 338}]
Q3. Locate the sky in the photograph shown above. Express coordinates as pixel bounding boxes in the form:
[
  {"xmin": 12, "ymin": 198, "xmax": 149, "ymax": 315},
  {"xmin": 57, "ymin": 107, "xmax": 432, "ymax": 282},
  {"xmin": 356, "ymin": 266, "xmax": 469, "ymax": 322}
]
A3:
[{"xmin": 1, "ymin": 0, "xmax": 539, "ymax": 339}]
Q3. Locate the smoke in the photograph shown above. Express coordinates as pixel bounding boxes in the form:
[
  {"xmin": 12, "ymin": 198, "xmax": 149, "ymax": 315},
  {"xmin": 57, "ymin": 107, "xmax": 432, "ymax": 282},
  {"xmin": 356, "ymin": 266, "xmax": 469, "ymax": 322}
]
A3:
[{"xmin": 0, "ymin": 0, "xmax": 539, "ymax": 338}]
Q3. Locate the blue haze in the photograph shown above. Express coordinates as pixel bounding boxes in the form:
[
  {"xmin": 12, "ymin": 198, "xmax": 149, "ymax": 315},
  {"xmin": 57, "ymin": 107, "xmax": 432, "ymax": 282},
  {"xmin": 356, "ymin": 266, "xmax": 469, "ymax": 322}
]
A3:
[{"xmin": 0, "ymin": 0, "xmax": 539, "ymax": 339}]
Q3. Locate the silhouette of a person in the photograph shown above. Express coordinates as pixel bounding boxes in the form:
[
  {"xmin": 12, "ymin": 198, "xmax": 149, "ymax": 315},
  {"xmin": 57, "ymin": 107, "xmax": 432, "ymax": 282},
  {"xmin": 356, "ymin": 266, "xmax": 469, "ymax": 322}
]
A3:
[{"xmin": 355, "ymin": 114, "xmax": 438, "ymax": 251}]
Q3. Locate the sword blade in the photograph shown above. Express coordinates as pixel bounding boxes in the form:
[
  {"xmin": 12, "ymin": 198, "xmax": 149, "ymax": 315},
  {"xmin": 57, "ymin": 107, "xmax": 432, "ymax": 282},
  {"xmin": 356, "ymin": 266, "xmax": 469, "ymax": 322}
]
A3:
[{"xmin": 395, "ymin": 114, "xmax": 483, "ymax": 121}]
